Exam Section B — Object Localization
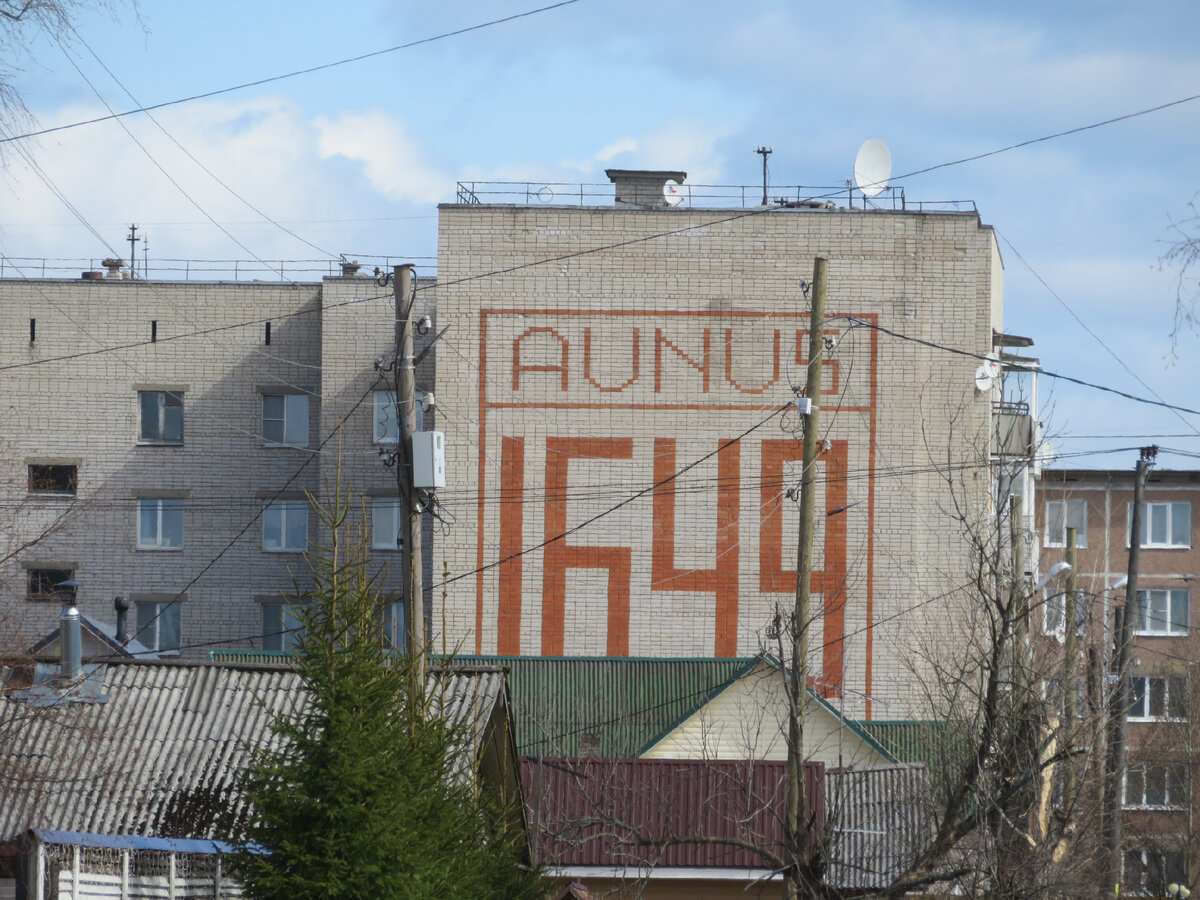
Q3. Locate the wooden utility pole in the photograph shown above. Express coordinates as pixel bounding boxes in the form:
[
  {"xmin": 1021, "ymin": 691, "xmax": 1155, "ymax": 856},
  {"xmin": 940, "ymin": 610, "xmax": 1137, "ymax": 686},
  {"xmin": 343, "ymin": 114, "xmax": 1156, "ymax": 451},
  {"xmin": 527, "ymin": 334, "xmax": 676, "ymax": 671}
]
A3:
[
  {"xmin": 1101, "ymin": 452, "xmax": 1152, "ymax": 898},
  {"xmin": 392, "ymin": 264, "xmax": 425, "ymax": 679},
  {"xmin": 785, "ymin": 256, "xmax": 826, "ymax": 900}
]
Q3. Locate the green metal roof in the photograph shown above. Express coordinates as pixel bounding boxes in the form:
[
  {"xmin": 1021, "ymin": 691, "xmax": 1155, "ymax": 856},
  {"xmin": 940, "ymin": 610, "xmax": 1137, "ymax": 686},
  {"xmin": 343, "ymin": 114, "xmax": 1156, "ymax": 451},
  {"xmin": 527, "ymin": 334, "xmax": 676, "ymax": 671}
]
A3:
[
  {"xmin": 456, "ymin": 656, "xmax": 755, "ymax": 757},
  {"xmin": 852, "ymin": 720, "xmax": 953, "ymax": 765}
]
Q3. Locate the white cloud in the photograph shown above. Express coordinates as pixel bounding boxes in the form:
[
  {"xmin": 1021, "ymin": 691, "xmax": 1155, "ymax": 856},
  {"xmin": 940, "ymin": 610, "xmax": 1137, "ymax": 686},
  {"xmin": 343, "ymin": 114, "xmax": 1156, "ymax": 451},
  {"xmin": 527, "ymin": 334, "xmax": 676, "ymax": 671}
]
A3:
[{"xmin": 314, "ymin": 109, "xmax": 447, "ymax": 205}]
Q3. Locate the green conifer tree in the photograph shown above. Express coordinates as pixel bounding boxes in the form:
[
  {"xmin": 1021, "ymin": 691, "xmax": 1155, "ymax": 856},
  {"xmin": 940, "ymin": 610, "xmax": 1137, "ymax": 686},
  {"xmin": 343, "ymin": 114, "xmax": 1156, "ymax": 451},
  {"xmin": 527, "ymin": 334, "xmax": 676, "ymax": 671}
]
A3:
[{"xmin": 230, "ymin": 485, "xmax": 543, "ymax": 900}]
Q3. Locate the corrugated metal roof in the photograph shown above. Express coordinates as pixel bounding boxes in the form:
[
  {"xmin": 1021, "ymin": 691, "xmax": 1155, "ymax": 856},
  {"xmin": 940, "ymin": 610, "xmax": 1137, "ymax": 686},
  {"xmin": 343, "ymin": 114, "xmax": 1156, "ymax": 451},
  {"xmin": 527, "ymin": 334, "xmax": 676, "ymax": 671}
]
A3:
[
  {"xmin": 522, "ymin": 758, "xmax": 931, "ymax": 890},
  {"xmin": 853, "ymin": 720, "xmax": 954, "ymax": 765},
  {"xmin": 521, "ymin": 757, "xmax": 825, "ymax": 871},
  {"xmin": 0, "ymin": 660, "xmax": 506, "ymax": 842},
  {"xmin": 458, "ymin": 656, "xmax": 756, "ymax": 756},
  {"xmin": 825, "ymin": 765, "xmax": 934, "ymax": 891}
]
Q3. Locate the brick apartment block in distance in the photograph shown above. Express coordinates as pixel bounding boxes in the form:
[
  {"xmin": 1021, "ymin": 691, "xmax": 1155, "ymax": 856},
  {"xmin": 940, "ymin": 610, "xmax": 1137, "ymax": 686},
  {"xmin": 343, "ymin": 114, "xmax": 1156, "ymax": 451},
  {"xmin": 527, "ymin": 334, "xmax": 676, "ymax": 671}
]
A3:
[
  {"xmin": 0, "ymin": 268, "xmax": 439, "ymax": 659},
  {"xmin": 435, "ymin": 168, "xmax": 1028, "ymax": 720},
  {"xmin": 1039, "ymin": 466, "xmax": 1200, "ymax": 895}
]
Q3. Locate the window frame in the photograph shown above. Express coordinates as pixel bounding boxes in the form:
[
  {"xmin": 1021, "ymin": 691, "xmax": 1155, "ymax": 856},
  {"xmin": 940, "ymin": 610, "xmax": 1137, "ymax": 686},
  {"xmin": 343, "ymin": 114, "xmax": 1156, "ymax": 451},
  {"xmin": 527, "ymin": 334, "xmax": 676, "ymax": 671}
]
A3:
[
  {"xmin": 134, "ymin": 598, "xmax": 182, "ymax": 655},
  {"xmin": 371, "ymin": 497, "xmax": 404, "ymax": 551},
  {"xmin": 138, "ymin": 390, "xmax": 184, "ymax": 445},
  {"xmin": 1123, "ymin": 845, "xmax": 1187, "ymax": 897},
  {"xmin": 1128, "ymin": 501, "xmax": 1191, "ymax": 549},
  {"xmin": 1135, "ymin": 588, "xmax": 1190, "ymax": 637},
  {"xmin": 1123, "ymin": 762, "xmax": 1189, "ymax": 810},
  {"xmin": 1042, "ymin": 588, "xmax": 1087, "ymax": 638},
  {"xmin": 1128, "ymin": 675, "xmax": 1188, "ymax": 722},
  {"xmin": 137, "ymin": 497, "xmax": 185, "ymax": 550},
  {"xmin": 26, "ymin": 568, "xmax": 75, "ymax": 603},
  {"xmin": 27, "ymin": 464, "xmax": 77, "ymax": 496},
  {"xmin": 381, "ymin": 601, "xmax": 406, "ymax": 652},
  {"xmin": 373, "ymin": 389, "xmax": 425, "ymax": 445},
  {"xmin": 261, "ymin": 393, "xmax": 310, "ymax": 447},
  {"xmin": 262, "ymin": 499, "xmax": 308, "ymax": 552},
  {"xmin": 261, "ymin": 601, "xmax": 304, "ymax": 652},
  {"xmin": 1044, "ymin": 498, "xmax": 1087, "ymax": 548}
]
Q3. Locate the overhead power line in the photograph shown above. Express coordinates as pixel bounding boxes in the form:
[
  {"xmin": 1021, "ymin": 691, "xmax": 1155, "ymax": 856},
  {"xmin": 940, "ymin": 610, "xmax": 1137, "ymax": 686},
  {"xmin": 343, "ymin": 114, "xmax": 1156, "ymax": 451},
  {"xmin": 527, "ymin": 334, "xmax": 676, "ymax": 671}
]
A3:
[{"xmin": 0, "ymin": 0, "xmax": 582, "ymax": 146}]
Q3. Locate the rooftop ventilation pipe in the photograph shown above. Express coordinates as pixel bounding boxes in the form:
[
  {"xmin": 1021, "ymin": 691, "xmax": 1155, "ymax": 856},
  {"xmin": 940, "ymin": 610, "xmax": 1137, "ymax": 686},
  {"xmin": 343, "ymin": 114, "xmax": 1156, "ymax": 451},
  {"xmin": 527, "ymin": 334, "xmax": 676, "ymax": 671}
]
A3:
[
  {"xmin": 114, "ymin": 596, "xmax": 129, "ymax": 646},
  {"xmin": 61, "ymin": 605, "xmax": 82, "ymax": 680}
]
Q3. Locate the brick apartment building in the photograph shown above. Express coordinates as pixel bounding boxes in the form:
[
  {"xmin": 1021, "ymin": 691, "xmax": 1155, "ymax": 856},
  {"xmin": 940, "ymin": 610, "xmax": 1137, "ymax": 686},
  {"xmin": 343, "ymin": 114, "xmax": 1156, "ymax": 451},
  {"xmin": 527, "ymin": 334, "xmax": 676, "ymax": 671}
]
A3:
[
  {"xmin": 0, "ymin": 271, "xmax": 438, "ymax": 657},
  {"xmin": 435, "ymin": 169, "xmax": 1021, "ymax": 720},
  {"xmin": 1039, "ymin": 466, "xmax": 1200, "ymax": 895},
  {"xmin": 2, "ymin": 170, "xmax": 1032, "ymax": 726}
]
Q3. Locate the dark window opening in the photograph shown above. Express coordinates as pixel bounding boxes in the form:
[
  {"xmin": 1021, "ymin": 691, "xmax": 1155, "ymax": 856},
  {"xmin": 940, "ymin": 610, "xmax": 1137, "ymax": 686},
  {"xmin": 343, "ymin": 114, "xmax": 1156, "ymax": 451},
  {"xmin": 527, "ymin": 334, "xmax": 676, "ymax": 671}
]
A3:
[
  {"xmin": 265, "ymin": 321, "xmax": 271, "ymax": 345},
  {"xmin": 28, "ymin": 464, "xmax": 77, "ymax": 495},
  {"xmin": 151, "ymin": 320, "xmax": 157, "ymax": 343},
  {"xmin": 29, "ymin": 318, "xmax": 35, "ymax": 343},
  {"xmin": 27, "ymin": 569, "xmax": 74, "ymax": 602}
]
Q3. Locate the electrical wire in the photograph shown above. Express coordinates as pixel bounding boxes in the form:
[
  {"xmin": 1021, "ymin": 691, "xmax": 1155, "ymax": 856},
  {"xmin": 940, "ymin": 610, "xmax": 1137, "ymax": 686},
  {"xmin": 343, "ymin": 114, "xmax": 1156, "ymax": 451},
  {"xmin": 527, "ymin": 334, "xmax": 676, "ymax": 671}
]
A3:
[{"xmin": 0, "ymin": 0, "xmax": 584, "ymax": 146}]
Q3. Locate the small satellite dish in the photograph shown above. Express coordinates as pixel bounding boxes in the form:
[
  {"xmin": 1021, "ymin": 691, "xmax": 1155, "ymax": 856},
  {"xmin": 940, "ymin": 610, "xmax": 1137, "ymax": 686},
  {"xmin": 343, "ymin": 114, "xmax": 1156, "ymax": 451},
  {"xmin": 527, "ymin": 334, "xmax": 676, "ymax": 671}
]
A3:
[
  {"xmin": 973, "ymin": 355, "xmax": 1001, "ymax": 393},
  {"xmin": 663, "ymin": 179, "xmax": 683, "ymax": 207},
  {"xmin": 853, "ymin": 139, "xmax": 892, "ymax": 198}
]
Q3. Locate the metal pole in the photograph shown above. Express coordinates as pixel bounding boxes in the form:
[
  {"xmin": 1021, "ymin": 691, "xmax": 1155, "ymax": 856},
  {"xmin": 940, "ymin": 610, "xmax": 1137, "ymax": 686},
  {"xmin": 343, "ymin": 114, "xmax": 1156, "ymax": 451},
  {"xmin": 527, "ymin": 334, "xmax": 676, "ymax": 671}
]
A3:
[{"xmin": 785, "ymin": 256, "xmax": 826, "ymax": 900}]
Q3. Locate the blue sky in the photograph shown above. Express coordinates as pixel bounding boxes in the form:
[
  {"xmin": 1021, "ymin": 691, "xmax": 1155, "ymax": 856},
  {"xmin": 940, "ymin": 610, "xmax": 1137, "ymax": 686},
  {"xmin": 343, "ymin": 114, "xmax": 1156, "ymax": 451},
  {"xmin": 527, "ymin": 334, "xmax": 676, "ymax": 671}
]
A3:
[{"xmin": 4, "ymin": 0, "xmax": 1200, "ymax": 467}]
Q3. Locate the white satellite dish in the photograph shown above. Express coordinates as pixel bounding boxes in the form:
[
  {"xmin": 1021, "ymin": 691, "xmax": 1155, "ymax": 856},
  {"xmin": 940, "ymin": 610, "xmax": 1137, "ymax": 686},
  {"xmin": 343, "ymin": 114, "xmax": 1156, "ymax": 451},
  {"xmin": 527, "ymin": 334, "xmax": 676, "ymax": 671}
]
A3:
[
  {"xmin": 853, "ymin": 139, "xmax": 892, "ymax": 198},
  {"xmin": 973, "ymin": 355, "xmax": 1001, "ymax": 393},
  {"xmin": 663, "ymin": 179, "xmax": 683, "ymax": 207}
]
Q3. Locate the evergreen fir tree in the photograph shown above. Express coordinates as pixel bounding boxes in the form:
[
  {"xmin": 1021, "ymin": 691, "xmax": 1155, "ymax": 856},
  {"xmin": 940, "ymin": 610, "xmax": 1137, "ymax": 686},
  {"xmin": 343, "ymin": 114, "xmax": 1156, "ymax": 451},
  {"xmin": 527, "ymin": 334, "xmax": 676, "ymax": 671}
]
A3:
[{"xmin": 230, "ymin": 486, "xmax": 543, "ymax": 900}]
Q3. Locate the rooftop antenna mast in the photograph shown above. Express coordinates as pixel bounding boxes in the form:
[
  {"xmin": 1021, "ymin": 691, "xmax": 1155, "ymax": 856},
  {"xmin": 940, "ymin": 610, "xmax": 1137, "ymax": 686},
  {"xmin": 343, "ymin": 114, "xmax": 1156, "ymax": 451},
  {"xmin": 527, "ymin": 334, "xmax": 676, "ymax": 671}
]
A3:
[
  {"xmin": 755, "ymin": 146, "xmax": 772, "ymax": 206},
  {"xmin": 127, "ymin": 224, "xmax": 141, "ymax": 280}
]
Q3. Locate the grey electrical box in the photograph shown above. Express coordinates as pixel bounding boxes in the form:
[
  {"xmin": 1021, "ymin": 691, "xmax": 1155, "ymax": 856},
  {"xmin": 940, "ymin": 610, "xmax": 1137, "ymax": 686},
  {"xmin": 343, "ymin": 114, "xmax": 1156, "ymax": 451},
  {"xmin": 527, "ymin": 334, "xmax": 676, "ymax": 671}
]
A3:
[{"xmin": 412, "ymin": 431, "xmax": 446, "ymax": 489}]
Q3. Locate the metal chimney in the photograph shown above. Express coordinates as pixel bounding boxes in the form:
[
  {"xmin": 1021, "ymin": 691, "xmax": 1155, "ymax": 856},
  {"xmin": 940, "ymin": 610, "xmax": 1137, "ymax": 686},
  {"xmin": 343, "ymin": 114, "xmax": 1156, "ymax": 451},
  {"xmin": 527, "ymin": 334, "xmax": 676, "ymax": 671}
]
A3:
[
  {"xmin": 61, "ymin": 605, "xmax": 82, "ymax": 680},
  {"xmin": 114, "ymin": 596, "xmax": 129, "ymax": 646}
]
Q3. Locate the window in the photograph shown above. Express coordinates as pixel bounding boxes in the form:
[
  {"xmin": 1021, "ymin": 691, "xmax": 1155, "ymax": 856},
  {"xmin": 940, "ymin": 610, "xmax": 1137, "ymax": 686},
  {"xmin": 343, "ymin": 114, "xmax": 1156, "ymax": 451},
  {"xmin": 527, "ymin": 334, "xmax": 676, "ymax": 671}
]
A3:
[
  {"xmin": 1135, "ymin": 589, "xmax": 1189, "ymax": 636},
  {"xmin": 263, "ymin": 500, "xmax": 307, "ymax": 552},
  {"xmin": 1129, "ymin": 675, "xmax": 1188, "ymax": 721},
  {"xmin": 262, "ymin": 394, "xmax": 309, "ymax": 446},
  {"xmin": 1124, "ymin": 763, "xmax": 1189, "ymax": 809},
  {"xmin": 1129, "ymin": 501, "xmax": 1191, "ymax": 549},
  {"xmin": 381, "ymin": 601, "xmax": 406, "ymax": 652},
  {"xmin": 26, "ymin": 568, "xmax": 74, "ymax": 602},
  {"xmin": 1043, "ymin": 589, "xmax": 1087, "ymax": 637},
  {"xmin": 139, "ymin": 391, "xmax": 184, "ymax": 444},
  {"xmin": 373, "ymin": 390, "xmax": 424, "ymax": 445},
  {"xmin": 371, "ymin": 497, "xmax": 403, "ymax": 550},
  {"xmin": 28, "ymin": 464, "xmax": 77, "ymax": 496},
  {"xmin": 262, "ymin": 601, "xmax": 303, "ymax": 652},
  {"xmin": 135, "ymin": 599, "xmax": 181, "ymax": 654},
  {"xmin": 137, "ymin": 498, "xmax": 184, "ymax": 549},
  {"xmin": 1044, "ymin": 499, "xmax": 1087, "ymax": 548},
  {"xmin": 1124, "ymin": 847, "xmax": 1186, "ymax": 897}
]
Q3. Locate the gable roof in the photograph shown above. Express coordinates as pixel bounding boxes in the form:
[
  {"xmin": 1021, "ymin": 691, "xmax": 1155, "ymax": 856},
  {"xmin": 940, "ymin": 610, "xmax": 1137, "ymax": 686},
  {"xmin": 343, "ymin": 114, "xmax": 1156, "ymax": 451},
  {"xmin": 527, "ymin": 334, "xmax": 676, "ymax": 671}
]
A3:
[
  {"xmin": 0, "ymin": 659, "xmax": 508, "ymax": 842},
  {"xmin": 641, "ymin": 657, "xmax": 899, "ymax": 764},
  {"xmin": 451, "ymin": 655, "xmax": 757, "ymax": 757},
  {"xmin": 28, "ymin": 612, "xmax": 157, "ymax": 660}
]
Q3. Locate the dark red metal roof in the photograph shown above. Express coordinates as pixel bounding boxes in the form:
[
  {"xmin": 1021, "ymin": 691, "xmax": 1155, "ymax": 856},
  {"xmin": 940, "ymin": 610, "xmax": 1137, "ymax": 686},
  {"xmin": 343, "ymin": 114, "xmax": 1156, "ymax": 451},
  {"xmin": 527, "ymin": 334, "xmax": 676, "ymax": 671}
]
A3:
[{"xmin": 521, "ymin": 757, "xmax": 825, "ymax": 870}]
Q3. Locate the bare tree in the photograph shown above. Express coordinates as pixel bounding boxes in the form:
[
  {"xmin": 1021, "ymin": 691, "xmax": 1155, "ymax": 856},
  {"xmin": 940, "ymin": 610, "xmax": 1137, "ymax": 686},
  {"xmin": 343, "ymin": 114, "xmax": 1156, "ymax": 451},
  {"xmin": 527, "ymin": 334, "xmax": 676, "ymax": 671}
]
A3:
[
  {"xmin": 0, "ymin": 0, "xmax": 137, "ymax": 136},
  {"xmin": 1162, "ymin": 195, "xmax": 1200, "ymax": 351}
]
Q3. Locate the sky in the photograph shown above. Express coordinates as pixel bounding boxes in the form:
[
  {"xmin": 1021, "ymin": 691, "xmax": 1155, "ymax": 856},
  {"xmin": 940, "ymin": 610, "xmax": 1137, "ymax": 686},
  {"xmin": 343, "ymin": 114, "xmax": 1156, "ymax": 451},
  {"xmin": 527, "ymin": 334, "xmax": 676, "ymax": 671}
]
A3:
[{"xmin": 3, "ymin": 0, "xmax": 1200, "ymax": 469}]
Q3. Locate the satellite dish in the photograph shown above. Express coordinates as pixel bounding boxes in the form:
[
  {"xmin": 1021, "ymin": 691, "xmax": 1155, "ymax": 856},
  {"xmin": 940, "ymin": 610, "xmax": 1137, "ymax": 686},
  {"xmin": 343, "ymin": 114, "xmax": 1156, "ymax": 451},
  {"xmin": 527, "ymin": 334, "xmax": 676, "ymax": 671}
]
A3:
[
  {"xmin": 663, "ymin": 179, "xmax": 683, "ymax": 208},
  {"xmin": 973, "ymin": 355, "xmax": 1001, "ymax": 393},
  {"xmin": 853, "ymin": 139, "xmax": 892, "ymax": 198}
]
